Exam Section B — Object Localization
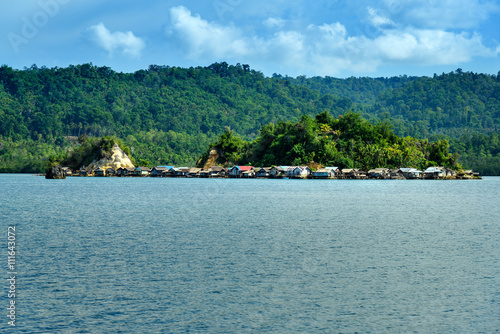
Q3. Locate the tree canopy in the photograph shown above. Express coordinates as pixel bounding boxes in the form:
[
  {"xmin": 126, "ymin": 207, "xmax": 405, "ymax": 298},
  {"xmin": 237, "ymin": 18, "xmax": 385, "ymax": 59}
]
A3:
[
  {"xmin": 0, "ymin": 63, "xmax": 498, "ymax": 174},
  {"xmin": 198, "ymin": 111, "xmax": 458, "ymax": 171}
]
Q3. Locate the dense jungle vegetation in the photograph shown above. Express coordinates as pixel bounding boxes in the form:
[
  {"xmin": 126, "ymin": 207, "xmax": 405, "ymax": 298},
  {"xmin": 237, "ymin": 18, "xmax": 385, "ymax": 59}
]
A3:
[
  {"xmin": 197, "ymin": 111, "xmax": 459, "ymax": 171},
  {"xmin": 0, "ymin": 63, "xmax": 499, "ymax": 174}
]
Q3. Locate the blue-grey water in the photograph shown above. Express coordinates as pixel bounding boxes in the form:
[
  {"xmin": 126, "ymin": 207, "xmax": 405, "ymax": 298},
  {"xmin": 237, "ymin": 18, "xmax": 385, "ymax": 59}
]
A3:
[{"xmin": 1, "ymin": 175, "xmax": 499, "ymax": 333}]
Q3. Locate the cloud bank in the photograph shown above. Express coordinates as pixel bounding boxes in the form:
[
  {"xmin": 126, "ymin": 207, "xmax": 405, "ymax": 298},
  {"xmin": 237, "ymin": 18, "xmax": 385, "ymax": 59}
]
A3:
[{"xmin": 165, "ymin": 5, "xmax": 498, "ymax": 76}]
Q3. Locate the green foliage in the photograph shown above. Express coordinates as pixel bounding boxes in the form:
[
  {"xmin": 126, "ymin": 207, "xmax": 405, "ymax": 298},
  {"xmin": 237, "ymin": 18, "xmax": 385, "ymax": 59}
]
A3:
[
  {"xmin": 206, "ymin": 127, "xmax": 249, "ymax": 166},
  {"xmin": 0, "ymin": 136, "xmax": 64, "ymax": 172},
  {"xmin": 289, "ymin": 74, "xmax": 417, "ymax": 104},
  {"xmin": 0, "ymin": 64, "xmax": 498, "ymax": 173},
  {"xmin": 370, "ymin": 71, "xmax": 500, "ymax": 137},
  {"xmin": 137, "ymin": 159, "xmax": 152, "ymax": 167},
  {"xmin": 448, "ymin": 132, "xmax": 500, "ymax": 175},
  {"xmin": 199, "ymin": 111, "xmax": 457, "ymax": 170}
]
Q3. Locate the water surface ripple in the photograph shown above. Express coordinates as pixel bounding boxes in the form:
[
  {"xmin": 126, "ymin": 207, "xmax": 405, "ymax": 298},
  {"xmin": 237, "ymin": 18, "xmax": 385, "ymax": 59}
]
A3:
[{"xmin": 1, "ymin": 175, "xmax": 499, "ymax": 333}]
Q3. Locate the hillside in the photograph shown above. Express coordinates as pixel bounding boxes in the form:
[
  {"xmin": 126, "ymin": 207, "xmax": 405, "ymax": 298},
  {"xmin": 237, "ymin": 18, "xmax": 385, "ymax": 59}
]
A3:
[
  {"xmin": 288, "ymin": 75, "xmax": 418, "ymax": 105},
  {"xmin": 0, "ymin": 63, "xmax": 499, "ymax": 174}
]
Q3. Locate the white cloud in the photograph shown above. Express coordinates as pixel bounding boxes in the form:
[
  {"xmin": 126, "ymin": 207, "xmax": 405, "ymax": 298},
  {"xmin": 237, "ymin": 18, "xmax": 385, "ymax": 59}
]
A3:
[
  {"xmin": 267, "ymin": 31, "xmax": 305, "ymax": 67},
  {"xmin": 264, "ymin": 17, "xmax": 285, "ymax": 29},
  {"xmin": 367, "ymin": 7, "xmax": 395, "ymax": 27},
  {"xmin": 167, "ymin": 6, "xmax": 250, "ymax": 59},
  {"xmin": 372, "ymin": 29, "xmax": 495, "ymax": 65},
  {"xmin": 165, "ymin": 5, "xmax": 499, "ymax": 76},
  {"xmin": 316, "ymin": 23, "xmax": 347, "ymax": 40},
  {"xmin": 88, "ymin": 22, "xmax": 145, "ymax": 58}
]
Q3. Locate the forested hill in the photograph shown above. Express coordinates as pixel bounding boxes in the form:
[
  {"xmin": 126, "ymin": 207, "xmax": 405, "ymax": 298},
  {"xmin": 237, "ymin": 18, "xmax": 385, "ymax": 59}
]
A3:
[
  {"xmin": 0, "ymin": 63, "xmax": 354, "ymax": 171},
  {"xmin": 0, "ymin": 63, "xmax": 499, "ymax": 174},
  {"xmin": 370, "ymin": 72, "xmax": 500, "ymax": 138},
  {"xmin": 287, "ymin": 74, "xmax": 418, "ymax": 104}
]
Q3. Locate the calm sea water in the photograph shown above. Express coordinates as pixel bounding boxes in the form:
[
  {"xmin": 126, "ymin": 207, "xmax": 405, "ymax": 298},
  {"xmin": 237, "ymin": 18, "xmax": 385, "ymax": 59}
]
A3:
[{"xmin": 1, "ymin": 175, "xmax": 499, "ymax": 333}]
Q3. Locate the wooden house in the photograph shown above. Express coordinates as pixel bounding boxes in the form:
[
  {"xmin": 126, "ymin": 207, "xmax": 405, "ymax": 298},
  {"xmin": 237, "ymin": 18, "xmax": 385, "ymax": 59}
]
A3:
[
  {"xmin": 168, "ymin": 167, "xmax": 177, "ymax": 176},
  {"xmin": 116, "ymin": 167, "xmax": 135, "ymax": 177},
  {"xmin": 134, "ymin": 167, "xmax": 151, "ymax": 177},
  {"xmin": 107, "ymin": 168, "xmax": 116, "ymax": 177},
  {"xmin": 151, "ymin": 166, "xmax": 173, "ymax": 177},
  {"xmin": 228, "ymin": 166, "xmax": 254, "ymax": 178},
  {"xmin": 124, "ymin": 167, "xmax": 136, "ymax": 176},
  {"xmin": 285, "ymin": 166, "xmax": 295, "ymax": 177},
  {"xmin": 116, "ymin": 167, "xmax": 133, "ymax": 177},
  {"xmin": 176, "ymin": 167, "xmax": 190, "ymax": 177},
  {"xmin": 423, "ymin": 167, "xmax": 444, "ymax": 179},
  {"xmin": 199, "ymin": 166, "xmax": 226, "ymax": 178},
  {"xmin": 326, "ymin": 167, "xmax": 340, "ymax": 177},
  {"xmin": 269, "ymin": 166, "xmax": 288, "ymax": 178},
  {"xmin": 311, "ymin": 168, "xmax": 331, "ymax": 179},
  {"xmin": 340, "ymin": 168, "xmax": 354, "ymax": 179},
  {"xmin": 255, "ymin": 167, "xmax": 271, "ymax": 178},
  {"xmin": 199, "ymin": 169, "xmax": 210, "ymax": 178},
  {"xmin": 95, "ymin": 167, "xmax": 106, "ymax": 177},
  {"xmin": 242, "ymin": 169, "xmax": 256, "ymax": 178},
  {"xmin": 399, "ymin": 168, "xmax": 422, "ymax": 179},
  {"xmin": 187, "ymin": 168, "xmax": 202, "ymax": 177},
  {"xmin": 150, "ymin": 167, "xmax": 164, "ymax": 177},
  {"xmin": 357, "ymin": 170, "xmax": 368, "ymax": 179},
  {"xmin": 444, "ymin": 168, "xmax": 456, "ymax": 178},
  {"xmin": 287, "ymin": 166, "xmax": 311, "ymax": 179},
  {"xmin": 162, "ymin": 169, "xmax": 173, "ymax": 177},
  {"xmin": 209, "ymin": 166, "xmax": 226, "ymax": 177},
  {"xmin": 341, "ymin": 169, "xmax": 367, "ymax": 179},
  {"xmin": 170, "ymin": 167, "xmax": 190, "ymax": 177},
  {"xmin": 389, "ymin": 169, "xmax": 404, "ymax": 179},
  {"xmin": 368, "ymin": 168, "xmax": 390, "ymax": 179}
]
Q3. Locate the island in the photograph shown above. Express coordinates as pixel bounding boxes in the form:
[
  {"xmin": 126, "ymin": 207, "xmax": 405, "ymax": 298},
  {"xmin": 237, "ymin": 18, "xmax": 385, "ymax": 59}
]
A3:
[{"xmin": 47, "ymin": 112, "xmax": 481, "ymax": 180}]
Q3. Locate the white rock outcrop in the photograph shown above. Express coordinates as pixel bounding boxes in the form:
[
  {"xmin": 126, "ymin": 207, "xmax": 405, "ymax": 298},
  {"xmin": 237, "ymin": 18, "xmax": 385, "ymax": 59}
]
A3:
[{"xmin": 86, "ymin": 143, "xmax": 135, "ymax": 171}]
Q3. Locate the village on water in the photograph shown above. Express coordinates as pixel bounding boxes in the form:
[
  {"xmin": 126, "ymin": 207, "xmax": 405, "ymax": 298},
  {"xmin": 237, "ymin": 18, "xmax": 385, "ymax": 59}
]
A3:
[{"xmin": 61, "ymin": 165, "xmax": 481, "ymax": 180}]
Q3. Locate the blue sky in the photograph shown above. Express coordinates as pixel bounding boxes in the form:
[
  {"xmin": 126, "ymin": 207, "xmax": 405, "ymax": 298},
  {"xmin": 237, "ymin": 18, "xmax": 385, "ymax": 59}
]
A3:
[{"xmin": 2, "ymin": 0, "xmax": 499, "ymax": 77}]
